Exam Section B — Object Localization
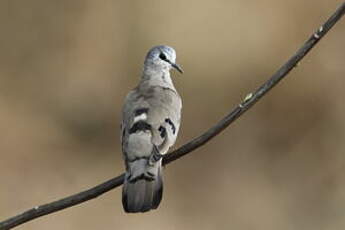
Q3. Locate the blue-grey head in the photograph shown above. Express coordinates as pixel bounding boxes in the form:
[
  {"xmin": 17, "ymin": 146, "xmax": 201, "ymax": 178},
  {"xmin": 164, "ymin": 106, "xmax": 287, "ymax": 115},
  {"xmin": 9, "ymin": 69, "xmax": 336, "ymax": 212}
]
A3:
[{"xmin": 144, "ymin": 45, "xmax": 183, "ymax": 74}]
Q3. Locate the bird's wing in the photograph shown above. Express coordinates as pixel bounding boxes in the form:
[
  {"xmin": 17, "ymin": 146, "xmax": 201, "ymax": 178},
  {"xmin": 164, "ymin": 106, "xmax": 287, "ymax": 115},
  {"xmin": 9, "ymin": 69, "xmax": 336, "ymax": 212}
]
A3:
[{"xmin": 121, "ymin": 84, "xmax": 182, "ymax": 161}]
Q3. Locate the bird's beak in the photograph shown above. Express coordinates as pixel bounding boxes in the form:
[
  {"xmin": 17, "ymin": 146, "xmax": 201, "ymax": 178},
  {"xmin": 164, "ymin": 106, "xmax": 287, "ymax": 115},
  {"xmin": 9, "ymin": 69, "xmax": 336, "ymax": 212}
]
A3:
[{"xmin": 171, "ymin": 63, "xmax": 184, "ymax": 74}]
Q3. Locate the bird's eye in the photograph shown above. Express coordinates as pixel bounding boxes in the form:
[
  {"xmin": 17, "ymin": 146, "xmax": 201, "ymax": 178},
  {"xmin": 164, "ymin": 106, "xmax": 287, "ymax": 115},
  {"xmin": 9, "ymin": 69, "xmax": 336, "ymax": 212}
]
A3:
[{"xmin": 159, "ymin": 53, "xmax": 167, "ymax": 61}]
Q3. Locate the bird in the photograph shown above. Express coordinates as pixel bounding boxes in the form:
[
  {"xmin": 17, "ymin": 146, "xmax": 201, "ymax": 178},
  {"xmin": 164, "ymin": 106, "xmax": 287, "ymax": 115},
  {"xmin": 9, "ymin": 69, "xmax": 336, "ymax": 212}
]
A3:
[{"xmin": 120, "ymin": 45, "xmax": 183, "ymax": 213}]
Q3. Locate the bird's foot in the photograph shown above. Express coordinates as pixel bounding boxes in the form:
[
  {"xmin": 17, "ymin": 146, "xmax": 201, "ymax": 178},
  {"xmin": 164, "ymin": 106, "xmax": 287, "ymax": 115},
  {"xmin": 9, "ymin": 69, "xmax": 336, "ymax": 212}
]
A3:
[{"xmin": 149, "ymin": 146, "xmax": 163, "ymax": 165}]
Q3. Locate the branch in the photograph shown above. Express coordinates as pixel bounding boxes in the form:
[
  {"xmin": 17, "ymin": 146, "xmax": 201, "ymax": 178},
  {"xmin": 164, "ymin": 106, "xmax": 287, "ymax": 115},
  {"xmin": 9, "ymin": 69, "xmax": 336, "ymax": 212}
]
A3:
[{"xmin": 1, "ymin": 2, "xmax": 344, "ymax": 229}]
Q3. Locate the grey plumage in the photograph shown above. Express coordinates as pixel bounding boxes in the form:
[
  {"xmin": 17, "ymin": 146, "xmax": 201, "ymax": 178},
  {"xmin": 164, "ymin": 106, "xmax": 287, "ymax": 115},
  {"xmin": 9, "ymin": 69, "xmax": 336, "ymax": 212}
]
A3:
[{"xmin": 121, "ymin": 45, "xmax": 182, "ymax": 213}]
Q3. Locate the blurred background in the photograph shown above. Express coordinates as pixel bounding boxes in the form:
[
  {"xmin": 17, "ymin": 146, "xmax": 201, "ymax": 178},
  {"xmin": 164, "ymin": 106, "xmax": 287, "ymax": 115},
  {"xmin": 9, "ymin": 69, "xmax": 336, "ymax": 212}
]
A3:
[{"xmin": 1, "ymin": 0, "xmax": 345, "ymax": 229}]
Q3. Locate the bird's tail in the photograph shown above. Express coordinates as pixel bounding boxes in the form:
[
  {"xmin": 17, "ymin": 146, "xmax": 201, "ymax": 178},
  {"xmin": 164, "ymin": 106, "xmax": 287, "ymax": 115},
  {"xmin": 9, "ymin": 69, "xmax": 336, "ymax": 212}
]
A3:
[{"xmin": 122, "ymin": 158, "xmax": 163, "ymax": 213}]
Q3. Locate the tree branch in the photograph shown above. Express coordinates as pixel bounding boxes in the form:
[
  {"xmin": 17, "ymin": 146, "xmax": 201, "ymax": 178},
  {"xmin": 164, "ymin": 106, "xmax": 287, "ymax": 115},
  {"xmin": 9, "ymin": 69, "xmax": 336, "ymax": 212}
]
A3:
[{"xmin": 1, "ymin": 2, "xmax": 344, "ymax": 229}]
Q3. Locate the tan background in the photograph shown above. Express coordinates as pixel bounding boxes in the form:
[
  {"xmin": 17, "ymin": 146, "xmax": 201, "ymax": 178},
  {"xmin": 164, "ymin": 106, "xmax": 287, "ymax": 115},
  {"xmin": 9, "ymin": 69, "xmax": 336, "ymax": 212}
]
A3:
[{"xmin": 1, "ymin": 0, "xmax": 345, "ymax": 229}]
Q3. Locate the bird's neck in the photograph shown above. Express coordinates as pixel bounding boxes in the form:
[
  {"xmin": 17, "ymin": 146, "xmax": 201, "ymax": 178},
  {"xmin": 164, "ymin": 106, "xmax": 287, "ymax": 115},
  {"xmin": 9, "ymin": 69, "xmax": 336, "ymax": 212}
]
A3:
[{"xmin": 141, "ymin": 67, "xmax": 175, "ymax": 89}]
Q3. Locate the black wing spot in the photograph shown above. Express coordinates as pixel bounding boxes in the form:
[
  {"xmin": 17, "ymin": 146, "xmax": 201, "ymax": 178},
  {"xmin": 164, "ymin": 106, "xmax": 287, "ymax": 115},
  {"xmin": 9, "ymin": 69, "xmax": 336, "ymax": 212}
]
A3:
[
  {"xmin": 158, "ymin": 126, "xmax": 166, "ymax": 138},
  {"xmin": 134, "ymin": 108, "xmax": 148, "ymax": 116},
  {"xmin": 165, "ymin": 118, "xmax": 176, "ymax": 134},
  {"xmin": 129, "ymin": 121, "xmax": 151, "ymax": 134}
]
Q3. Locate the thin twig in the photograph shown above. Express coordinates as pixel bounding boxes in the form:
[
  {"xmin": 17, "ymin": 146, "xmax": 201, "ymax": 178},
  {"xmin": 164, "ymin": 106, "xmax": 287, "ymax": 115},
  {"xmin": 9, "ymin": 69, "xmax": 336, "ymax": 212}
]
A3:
[{"xmin": 1, "ymin": 2, "xmax": 344, "ymax": 229}]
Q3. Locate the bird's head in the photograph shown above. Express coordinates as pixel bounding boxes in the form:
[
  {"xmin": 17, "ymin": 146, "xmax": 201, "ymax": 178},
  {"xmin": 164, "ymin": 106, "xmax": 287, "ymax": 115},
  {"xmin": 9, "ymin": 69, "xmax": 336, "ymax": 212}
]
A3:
[{"xmin": 144, "ymin": 45, "xmax": 183, "ymax": 74}]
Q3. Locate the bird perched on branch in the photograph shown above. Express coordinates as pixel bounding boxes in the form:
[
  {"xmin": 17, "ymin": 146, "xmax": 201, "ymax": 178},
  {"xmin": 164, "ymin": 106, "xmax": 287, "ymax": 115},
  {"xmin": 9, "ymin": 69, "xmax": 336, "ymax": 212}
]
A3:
[{"xmin": 121, "ymin": 45, "xmax": 183, "ymax": 213}]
